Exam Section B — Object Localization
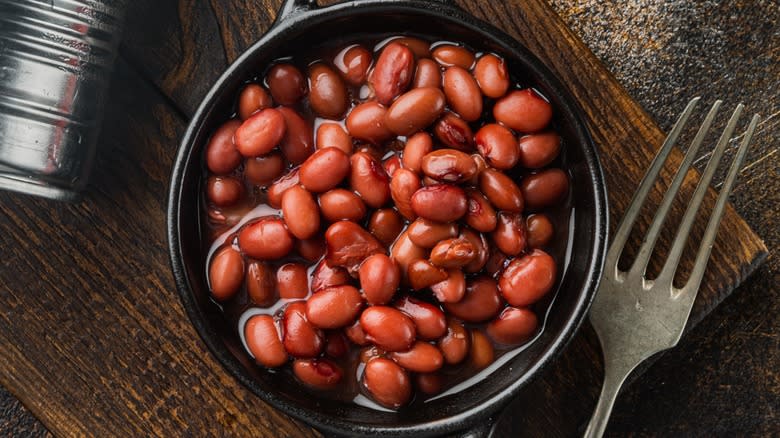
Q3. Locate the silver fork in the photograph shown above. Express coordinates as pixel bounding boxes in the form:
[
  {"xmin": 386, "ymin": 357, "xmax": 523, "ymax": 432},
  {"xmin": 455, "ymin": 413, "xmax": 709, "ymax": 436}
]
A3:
[{"xmin": 584, "ymin": 98, "xmax": 760, "ymax": 438}]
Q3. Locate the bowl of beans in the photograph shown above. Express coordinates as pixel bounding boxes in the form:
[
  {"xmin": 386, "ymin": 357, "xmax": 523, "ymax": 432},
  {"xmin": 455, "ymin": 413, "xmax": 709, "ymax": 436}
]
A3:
[{"xmin": 168, "ymin": 0, "xmax": 608, "ymax": 436}]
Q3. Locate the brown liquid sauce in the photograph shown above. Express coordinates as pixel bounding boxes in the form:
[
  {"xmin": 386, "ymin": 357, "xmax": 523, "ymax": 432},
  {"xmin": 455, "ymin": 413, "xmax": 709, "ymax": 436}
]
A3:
[{"xmin": 201, "ymin": 33, "xmax": 573, "ymax": 412}]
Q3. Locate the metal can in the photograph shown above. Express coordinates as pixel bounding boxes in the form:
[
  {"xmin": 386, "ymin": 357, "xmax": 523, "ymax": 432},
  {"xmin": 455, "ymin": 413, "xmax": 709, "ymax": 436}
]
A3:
[{"xmin": 0, "ymin": 0, "xmax": 127, "ymax": 201}]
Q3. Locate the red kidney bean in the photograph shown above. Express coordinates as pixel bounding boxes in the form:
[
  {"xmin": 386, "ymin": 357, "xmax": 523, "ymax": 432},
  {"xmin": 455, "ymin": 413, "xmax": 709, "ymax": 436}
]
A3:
[
  {"xmin": 479, "ymin": 168, "xmax": 524, "ymax": 212},
  {"xmin": 293, "ymin": 358, "xmax": 343, "ymax": 389},
  {"xmin": 469, "ymin": 329, "xmax": 494, "ymax": 370},
  {"xmin": 346, "ymin": 102, "xmax": 394, "ymax": 144},
  {"xmin": 276, "ymin": 107, "xmax": 314, "ymax": 164},
  {"xmin": 464, "ymin": 188, "xmax": 497, "ymax": 233},
  {"xmin": 316, "ymin": 122, "xmax": 352, "ymax": 154},
  {"xmin": 267, "ymin": 63, "xmax": 307, "ymax": 105},
  {"xmin": 411, "ymin": 184, "xmax": 468, "ymax": 222},
  {"xmin": 407, "ymin": 260, "xmax": 448, "ymax": 290},
  {"xmin": 421, "ymin": 149, "xmax": 477, "ymax": 184},
  {"xmin": 475, "ymin": 123, "xmax": 519, "ymax": 170},
  {"xmin": 245, "ymin": 315, "xmax": 287, "ymax": 367},
  {"xmin": 402, "ymin": 132, "xmax": 433, "ymax": 173},
  {"xmin": 276, "ymin": 263, "xmax": 309, "ymax": 299},
  {"xmin": 244, "ymin": 152, "xmax": 284, "ymax": 186},
  {"xmin": 283, "ymin": 301, "xmax": 324, "ymax": 357},
  {"xmin": 394, "ymin": 37, "xmax": 431, "ymax": 58},
  {"xmin": 308, "ymin": 63, "xmax": 349, "ymax": 119},
  {"xmin": 234, "ymin": 108, "xmax": 287, "ymax": 157},
  {"xmin": 350, "ymin": 151, "xmax": 391, "ymax": 208},
  {"xmin": 346, "ymin": 319, "xmax": 369, "ymax": 346},
  {"xmin": 429, "ymin": 238, "xmax": 476, "ymax": 269},
  {"xmin": 390, "ymin": 168, "xmax": 421, "ymax": 220},
  {"xmin": 469, "ymin": 153, "xmax": 488, "ymax": 183},
  {"xmin": 306, "ymin": 285, "xmax": 363, "ymax": 329},
  {"xmin": 319, "ymin": 189, "xmax": 367, "ymax": 222},
  {"xmin": 413, "ymin": 58, "xmax": 442, "ymax": 89},
  {"xmin": 492, "ymin": 211, "xmax": 527, "ymax": 256},
  {"xmin": 526, "ymin": 214, "xmax": 554, "ymax": 248},
  {"xmin": 325, "ymin": 220, "xmax": 384, "ymax": 273},
  {"xmin": 460, "ymin": 227, "xmax": 489, "ymax": 273},
  {"xmin": 239, "ymin": 84, "xmax": 272, "ymax": 120},
  {"xmin": 246, "ymin": 261, "xmax": 277, "ymax": 306},
  {"xmin": 499, "ymin": 249, "xmax": 557, "ymax": 306},
  {"xmin": 430, "ymin": 269, "xmax": 466, "ymax": 303},
  {"xmin": 370, "ymin": 42, "xmax": 415, "ymax": 105},
  {"xmin": 311, "ymin": 260, "xmax": 350, "ymax": 293},
  {"xmin": 325, "ymin": 331, "xmax": 349, "ymax": 358},
  {"xmin": 487, "ymin": 307, "xmax": 538, "ymax": 345},
  {"xmin": 281, "ymin": 185, "xmax": 320, "ymax": 239},
  {"xmin": 390, "ymin": 341, "xmax": 444, "ymax": 373},
  {"xmin": 445, "ymin": 277, "xmax": 503, "ymax": 322},
  {"xmin": 359, "ymin": 254, "xmax": 400, "ymax": 305},
  {"xmin": 438, "ymin": 318, "xmax": 469, "ymax": 365},
  {"xmin": 473, "ymin": 54, "xmax": 510, "ymax": 98},
  {"xmin": 385, "ymin": 87, "xmax": 446, "ymax": 136},
  {"xmin": 407, "ymin": 218, "xmax": 458, "ymax": 248},
  {"xmin": 206, "ymin": 176, "xmax": 243, "ymax": 207},
  {"xmin": 521, "ymin": 169, "xmax": 569, "ymax": 210},
  {"xmin": 362, "ymin": 358, "xmax": 411, "ymax": 409},
  {"xmin": 359, "ymin": 345, "xmax": 386, "ymax": 363},
  {"xmin": 209, "ymin": 246, "xmax": 244, "ymax": 301},
  {"xmin": 335, "ymin": 44, "xmax": 372, "ymax": 86},
  {"xmin": 395, "ymin": 296, "xmax": 447, "ymax": 340},
  {"xmin": 299, "ymin": 147, "xmax": 350, "ymax": 193},
  {"xmin": 206, "ymin": 120, "xmax": 242, "ymax": 174},
  {"xmin": 389, "ymin": 230, "xmax": 427, "ymax": 281},
  {"xmin": 383, "ymin": 153, "xmax": 402, "ymax": 177},
  {"xmin": 518, "ymin": 132, "xmax": 561, "ymax": 168},
  {"xmin": 443, "ymin": 66, "xmax": 483, "ymax": 122},
  {"xmin": 493, "ymin": 89, "xmax": 552, "ymax": 133},
  {"xmin": 415, "ymin": 373, "xmax": 442, "ymax": 395},
  {"xmin": 434, "ymin": 112, "xmax": 474, "ymax": 151},
  {"xmin": 368, "ymin": 208, "xmax": 404, "ymax": 246},
  {"xmin": 296, "ymin": 236, "xmax": 325, "ymax": 262},
  {"xmin": 360, "ymin": 306, "xmax": 416, "ymax": 352},
  {"xmin": 238, "ymin": 217, "xmax": 294, "ymax": 260},
  {"xmin": 485, "ymin": 248, "xmax": 509, "ymax": 277},
  {"xmin": 267, "ymin": 167, "xmax": 300, "ymax": 208},
  {"xmin": 356, "ymin": 144, "xmax": 386, "ymax": 162},
  {"xmin": 432, "ymin": 44, "xmax": 475, "ymax": 69}
]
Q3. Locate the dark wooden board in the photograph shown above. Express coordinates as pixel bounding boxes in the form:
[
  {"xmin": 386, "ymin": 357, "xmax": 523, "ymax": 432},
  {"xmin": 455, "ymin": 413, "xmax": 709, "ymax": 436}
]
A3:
[{"xmin": 0, "ymin": 0, "xmax": 768, "ymax": 437}]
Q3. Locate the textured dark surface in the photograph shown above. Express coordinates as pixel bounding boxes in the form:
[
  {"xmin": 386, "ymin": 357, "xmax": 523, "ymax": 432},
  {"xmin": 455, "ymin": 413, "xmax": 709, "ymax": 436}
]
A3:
[{"xmin": 0, "ymin": 0, "xmax": 776, "ymax": 436}]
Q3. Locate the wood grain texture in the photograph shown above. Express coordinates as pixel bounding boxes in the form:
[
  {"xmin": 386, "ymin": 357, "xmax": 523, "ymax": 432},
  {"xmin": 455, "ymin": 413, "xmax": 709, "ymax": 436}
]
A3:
[{"xmin": 0, "ymin": 0, "xmax": 769, "ymax": 437}]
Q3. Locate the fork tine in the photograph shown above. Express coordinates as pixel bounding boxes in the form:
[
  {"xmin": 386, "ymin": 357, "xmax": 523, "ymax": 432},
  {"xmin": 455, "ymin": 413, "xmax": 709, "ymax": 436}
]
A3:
[{"xmin": 606, "ymin": 97, "xmax": 701, "ymax": 275}]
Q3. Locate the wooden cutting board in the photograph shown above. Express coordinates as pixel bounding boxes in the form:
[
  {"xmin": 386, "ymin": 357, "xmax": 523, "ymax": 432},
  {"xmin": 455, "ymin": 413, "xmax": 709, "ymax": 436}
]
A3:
[{"xmin": 0, "ymin": 0, "xmax": 766, "ymax": 437}]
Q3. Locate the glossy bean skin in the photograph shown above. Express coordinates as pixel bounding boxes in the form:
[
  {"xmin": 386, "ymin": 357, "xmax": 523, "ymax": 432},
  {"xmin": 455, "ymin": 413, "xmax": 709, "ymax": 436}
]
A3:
[
  {"xmin": 296, "ymin": 236, "xmax": 325, "ymax": 262},
  {"xmin": 487, "ymin": 307, "xmax": 538, "ymax": 345},
  {"xmin": 277, "ymin": 107, "xmax": 315, "ymax": 164},
  {"xmin": 350, "ymin": 152, "xmax": 391, "ymax": 208},
  {"xmin": 473, "ymin": 54, "xmax": 510, "ymax": 98},
  {"xmin": 309, "ymin": 63, "xmax": 349, "ymax": 119},
  {"xmin": 434, "ymin": 112, "xmax": 474, "ymax": 151},
  {"xmin": 430, "ymin": 269, "xmax": 466, "ymax": 303},
  {"xmin": 206, "ymin": 176, "xmax": 243, "ymax": 207},
  {"xmin": 267, "ymin": 167, "xmax": 300, "ymax": 208},
  {"xmin": 485, "ymin": 248, "xmax": 509, "ymax": 277},
  {"xmin": 360, "ymin": 306, "xmax": 416, "ymax": 352},
  {"xmin": 293, "ymin": 358, "xmax": 343, "ymax": 389},
  {"xmin": 238, "ymin": 217, "xmax": 294, "ymax": 260},
  {"xmin": 389, "ymin": 230, "xmax": 427, "ymax": 281},
  {"xmin": 438, "ymin": 318, "xmax": 470, "ymax": 365},
  {"xmin": 445, "ymin": 277, "xmax": 503, "ymax": 322},
  {"xmin": 492, "ymin": 212, "xmax": 527, "ymax": 256},
  {"xmin": 244, "ymin": 153, "xmax": 284, "ymax": 186},
  {"xmin": 383, "ymin": 153, "xmax": 402, "ymax": 177},
  {"xmin": 209, "ymin": 246, "xmax": 244, "ymax": 301},
  {"xmin": 390, "ymin": 341, "xmax": 444, "ymax": 373},
  {"xmin": 460, "ymin": 227, "xmax": 489, "ymax": 273},
  {"xmin": 345, "ymin": 320, "xmax": 369, "ymax": 346},
  {"xmin": 518, "ymin": 132, "xmax": 561, "ymax": 168},
  {"xmin": 393, "ymin": 37, "xmax": 431, "ymax": 58},
  {"xmin": 475, "ymin": 124, "xmax": 519, "ymax": 170},
  {"xmin": 407, "ymin": 218, "xmax": 459, "ymax": 248},
  {"xmin": 526, "ymin": 214, "xmax": 554, "ymax": 248},
  {"xmin": 413, "ymin": 58, "xmax": 442, "ymax": 89},
  {"xmin": 421, "ymin": 148, "xmax": 477, "ymax": 183},
  {"xmin": 205, "ymin": 120, "xmax": 242, "ymax": 174},
  {"xmin": 465, "ymin": 188, "xmax": 497, "ymax": 233},
  {"xmin": 493, "ymin": 89, "xmax": 552, "ymax": 133},
  {"xmin": 499, "ymin": 249, "xmax": 557, "ymax": 307},
  {"xmin": 368, "ymin": 208, "xmax": 404, "ymax": 246},
  {"xmin": 316, "ymin": 122, "xmax": 352, "ymax": 154},
  {"xmin": 306, "ymin": 285, "xmax": 364, "ymax": 329},
  {"xmin": 324, "ymin": 220, "xmax": 384, "ymax": 273},
  {"xmin": 359, "ymin": 254, "xmax": 400, "ymax": 305},
  {"xmin": 429, "ymin": 238, "xmax": 476, "ymax": 269},
  {"xmin": 283, "ymin": 301, "xmax": 324, "ymax": 357},
  {"xmin": 410, "ymin": 184, "xmax": 468, "ymax": 222},
  {"xmin": 276, "ymin": 263, "xmax": 309, "ymax": 299},
  {"xmin": 238, "ymin": 84, "xmax": 272, "ymax": 120},
  {"xmin": 521, "ymin": 169, "xmax": 569, "ymax": 210},
  {"xmin": 281, "ymin": 185, "xmax": 320, "ymax": 239},
  {"xmin": 346, "ymin": 102, "xmax": 394, "ymax": 144},
  {"xmin": 390, "ymin": 168, "xmax": 421, "ymax": 220},
  {"xmin": 432, "ymin": 44, "xmax": 475, "ymax": 69},
  {"xmin": 362, "ymin": 358, "xmax": 411, "ymax": 409},
  {"xmin": 319, "ymin": 189, "xmax": 367, "ymax": 222},
  {"xmin": 267, "ymin": 63, "xmax": 307, "ymax": 105},
  {"xmin": 335, "ymin": 45, "xmax": 372, "ymax": 86},
  {"xmin": 442, "ymin": 66, "xmax": 482, "ymax": 122},
  {"xmin": 299, "ymin": 147, "xmax": 351, "ymax": 193},
  {"xmin": 469, "ymin": 330, "xmax": 494, "ymax": 370},
  {"xmin": 370, "ymin": 42, "xmax": 415, "ymax": 105},
  {"xmin": 415, "ymin": 373, "xmax": 443, "ymax": 395},
  {"xmin": 234, "ymin": 108, "xmax": 287, "ymax": 157},
  {"xmin": 385, "ymin": 87, "xmax": 446, "ymax": 136},
  {"xmin": 246, "ymin": 261, "xmax": 277, "ymax": 306},
  {"xmin": 407, "ymin": 260, "xmax": 448, "ymax": 290},
  {"xmin": 325, "ymin": 331, "xmax": 349, "ymax": 358},
  {"xmin": 402, "ymin": 132, "xmax": 433, "ymax": 173},
  {"xmin": 395, "ymin": 296, "xmax": 447, "ymax": 340},
  {"xmin": 245, "ymin": 315, "xmax": 287, "ymax": 367},
  {"xmin": 310, "ymin": 260, "xmax": 351, "ymax": 293},
  {"xmin": 479, "ymin": 168, "xmax": 524, "ymax": 212}
]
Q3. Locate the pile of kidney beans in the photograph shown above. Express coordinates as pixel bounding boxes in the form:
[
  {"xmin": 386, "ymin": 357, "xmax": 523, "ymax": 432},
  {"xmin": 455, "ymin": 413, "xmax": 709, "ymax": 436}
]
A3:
[{"xmin": 203, "ymin": 35, "xmax": 569, "ymax": 410}]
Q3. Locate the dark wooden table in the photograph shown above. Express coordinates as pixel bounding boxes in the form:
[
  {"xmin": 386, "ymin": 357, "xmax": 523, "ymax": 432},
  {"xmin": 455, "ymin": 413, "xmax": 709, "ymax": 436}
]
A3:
[{"xmin": 0, "ymin": 0, "xmax": 777, "ymax": 436}]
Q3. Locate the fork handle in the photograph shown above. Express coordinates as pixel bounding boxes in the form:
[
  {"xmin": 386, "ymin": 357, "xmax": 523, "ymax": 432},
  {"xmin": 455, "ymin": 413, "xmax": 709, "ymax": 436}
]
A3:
[{"xmin": 583, "ymin": 359, "xmax": 637, "ymax": 438}]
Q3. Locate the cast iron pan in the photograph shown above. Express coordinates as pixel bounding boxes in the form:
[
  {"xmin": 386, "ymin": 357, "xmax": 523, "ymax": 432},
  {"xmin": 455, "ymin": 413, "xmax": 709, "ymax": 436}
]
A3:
[{"xmin": 168, "ymin": 0, "xmax": 608, "ymax": 436}]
